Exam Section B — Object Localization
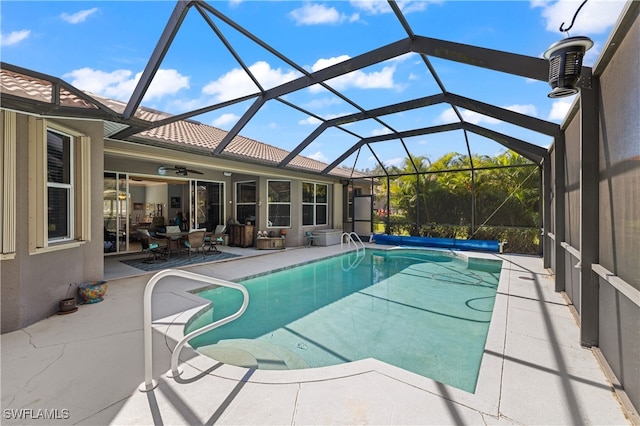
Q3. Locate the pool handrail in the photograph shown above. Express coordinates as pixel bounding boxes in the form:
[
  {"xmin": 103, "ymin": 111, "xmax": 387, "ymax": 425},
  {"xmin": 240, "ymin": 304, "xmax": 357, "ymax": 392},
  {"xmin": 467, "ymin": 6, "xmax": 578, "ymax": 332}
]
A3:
[
  {"xmin": 139, "ymin": 268, "xmax": 249, "ymax": 392},
  {"xmin": 341, "ymin": 249, "xmax": 366, "ymax": 271},
  {"xmin": 341, "ymin": 232, "xmax": 365, "ymax": 255}
]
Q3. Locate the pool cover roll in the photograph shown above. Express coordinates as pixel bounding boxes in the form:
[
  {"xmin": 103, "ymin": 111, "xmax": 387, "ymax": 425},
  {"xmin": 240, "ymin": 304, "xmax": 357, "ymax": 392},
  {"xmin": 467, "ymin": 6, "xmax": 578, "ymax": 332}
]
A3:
[{"xmin": 372, "ymin": 234, "xmax": 500, "ymax": 252}]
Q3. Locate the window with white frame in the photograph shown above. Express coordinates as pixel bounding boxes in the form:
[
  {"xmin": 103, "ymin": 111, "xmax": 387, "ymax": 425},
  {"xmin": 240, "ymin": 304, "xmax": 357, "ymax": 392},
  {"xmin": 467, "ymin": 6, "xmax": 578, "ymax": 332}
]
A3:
[
  {"xmin": 235, "ymin": 181, "xmax": 256, "ymax": 225},
  {"xmin": 302, "ymin": 182, "xmax": 328, "ymax": 226},
  {"xmin": 47, "ymin": 129, "xmax": 74, "ymax": 241},
  {"xmin": 267, "ymin": 180, "xmax": 290, "ymax": 227},
  {"xmin": 29, "ymin": 118, "xmax": 91, "ymax": 251}
]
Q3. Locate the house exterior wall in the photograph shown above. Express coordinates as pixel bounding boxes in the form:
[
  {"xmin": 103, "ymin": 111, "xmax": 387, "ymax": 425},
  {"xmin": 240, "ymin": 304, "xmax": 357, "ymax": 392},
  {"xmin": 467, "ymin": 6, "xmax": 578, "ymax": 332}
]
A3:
[
  {"xmin": 104, "ymin": 140, "xmax": 341, "ymax": 249},
  {"xmin": 1, "ymin": 113, "xmax": 104, "ymax": 333}
]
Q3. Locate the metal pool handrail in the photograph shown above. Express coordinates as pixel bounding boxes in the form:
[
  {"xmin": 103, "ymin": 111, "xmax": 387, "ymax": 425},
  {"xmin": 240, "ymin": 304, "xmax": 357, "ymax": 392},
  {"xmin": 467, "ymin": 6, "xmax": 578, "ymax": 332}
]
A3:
[
  {"xmin": 341, "ymin": 232, "xmax": 365, "ymax": 255},
  {"xmin": 139, "ymin": 268, "xmax": 249, "ymax": 392}
]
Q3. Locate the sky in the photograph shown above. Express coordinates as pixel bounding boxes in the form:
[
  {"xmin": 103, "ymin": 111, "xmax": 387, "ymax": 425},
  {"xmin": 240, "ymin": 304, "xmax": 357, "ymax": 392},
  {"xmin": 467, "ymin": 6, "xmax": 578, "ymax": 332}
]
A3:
[{"xmin": 0, "ymin": 0, "xmax": 627, "ymax": 171}]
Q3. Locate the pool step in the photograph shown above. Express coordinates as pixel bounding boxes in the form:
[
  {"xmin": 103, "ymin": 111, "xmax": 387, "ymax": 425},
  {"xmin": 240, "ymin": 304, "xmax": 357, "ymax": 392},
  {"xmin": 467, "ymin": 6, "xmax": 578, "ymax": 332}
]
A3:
[{"xmin": 197, "ymin": 339, "xmax": 309, "ymax": 370}]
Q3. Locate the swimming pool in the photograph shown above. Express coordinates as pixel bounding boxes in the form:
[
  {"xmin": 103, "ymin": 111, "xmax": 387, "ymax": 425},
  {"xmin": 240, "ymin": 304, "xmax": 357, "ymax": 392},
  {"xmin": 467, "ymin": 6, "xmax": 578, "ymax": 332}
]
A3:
[{"xmin": 186, "ymin": 248, "xmax": 502, "ymax": 392}]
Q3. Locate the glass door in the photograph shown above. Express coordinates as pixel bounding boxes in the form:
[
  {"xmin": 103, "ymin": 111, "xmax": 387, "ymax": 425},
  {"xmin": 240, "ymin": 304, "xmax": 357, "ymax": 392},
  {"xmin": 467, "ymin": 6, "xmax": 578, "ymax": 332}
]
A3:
[
  {"xmin": 103, "ymin": 172, "xmax": 129, "ymax": 253},
  {"xmin": 190, "ymin": 180, "xmax": 225, "ymax": 231}
]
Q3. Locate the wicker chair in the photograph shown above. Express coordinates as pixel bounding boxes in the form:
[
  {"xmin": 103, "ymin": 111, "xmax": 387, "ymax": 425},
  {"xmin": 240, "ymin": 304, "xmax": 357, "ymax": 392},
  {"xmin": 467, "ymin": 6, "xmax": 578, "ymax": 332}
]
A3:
[
  {"xmin": 184, "ymin": 229, "xmax": 207, "ymax": 260},
  {"xmin": 205, "ymin": 225, "xmax": 226, "ymax": 254}
]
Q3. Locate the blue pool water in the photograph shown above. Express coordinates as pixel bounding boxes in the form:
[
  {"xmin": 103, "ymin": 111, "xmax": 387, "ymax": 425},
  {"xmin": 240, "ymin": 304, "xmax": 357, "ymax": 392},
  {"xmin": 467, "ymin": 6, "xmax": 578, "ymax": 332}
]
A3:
[{"xmin": 186, "ymin": 249, "xmax": 502, "ymax": 392}]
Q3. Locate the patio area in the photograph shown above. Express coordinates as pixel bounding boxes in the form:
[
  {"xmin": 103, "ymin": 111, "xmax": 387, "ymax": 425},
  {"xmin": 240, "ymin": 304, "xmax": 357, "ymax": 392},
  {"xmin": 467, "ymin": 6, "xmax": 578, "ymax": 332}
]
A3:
[{"xmin": 1, "ymin": 244, "xmax": 631, "ymax": 425}]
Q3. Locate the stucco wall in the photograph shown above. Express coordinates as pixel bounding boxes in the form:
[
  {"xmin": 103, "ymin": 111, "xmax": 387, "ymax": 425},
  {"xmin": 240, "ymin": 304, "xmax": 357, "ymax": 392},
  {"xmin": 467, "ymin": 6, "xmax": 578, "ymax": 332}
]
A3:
[{"xmin": 1, "ymin": 114, "xmax": 104, "ymax": 333}]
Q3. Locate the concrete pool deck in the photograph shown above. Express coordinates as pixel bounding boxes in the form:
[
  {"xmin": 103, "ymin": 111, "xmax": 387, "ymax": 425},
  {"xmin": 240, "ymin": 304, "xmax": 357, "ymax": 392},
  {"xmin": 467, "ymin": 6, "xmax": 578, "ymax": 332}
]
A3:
[{"xmin": 1, "ymin": 244, "xmax": 632, "ymax": 425}]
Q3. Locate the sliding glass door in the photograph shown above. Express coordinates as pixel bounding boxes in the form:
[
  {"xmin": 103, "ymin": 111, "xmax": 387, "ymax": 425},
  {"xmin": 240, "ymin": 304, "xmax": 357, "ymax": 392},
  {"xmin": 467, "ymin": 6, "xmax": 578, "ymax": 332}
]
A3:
[
  {"xmin": 190, "ymin": 180, "xmax": 224, "ymax": 231},
  {"xmin": 103, "ymin": 172, "xmax": 128, "ymax": 253}
]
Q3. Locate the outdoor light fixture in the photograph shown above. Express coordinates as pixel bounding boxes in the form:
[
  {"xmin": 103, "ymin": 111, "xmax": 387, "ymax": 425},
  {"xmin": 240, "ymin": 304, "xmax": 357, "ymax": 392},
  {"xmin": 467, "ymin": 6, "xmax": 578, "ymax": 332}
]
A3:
[
  {"xmin": 544, "ymin": 36, "xmax": 593, "ymax": 98},
  {"xmin": 543, "ymin": 0, "xmax": 593, "ymax": 98},
  {"xmin": 223, "ymin": 171, "xmax": 232, "ymax": 177}
]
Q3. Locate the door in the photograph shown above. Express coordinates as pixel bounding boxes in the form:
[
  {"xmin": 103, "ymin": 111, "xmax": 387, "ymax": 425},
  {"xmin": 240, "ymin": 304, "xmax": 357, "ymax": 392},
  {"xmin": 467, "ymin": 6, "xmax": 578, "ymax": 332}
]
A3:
[
  {"xmin": 191, "ymin": 180, "xmax": 225, "ymax": 231},
  {"xmin": 353, "ymin": 195, "xmax": 373, "ymax": 238},
  {"xmin": 103, "ymin": 172, "xmax": 128, "ymax": 253}
]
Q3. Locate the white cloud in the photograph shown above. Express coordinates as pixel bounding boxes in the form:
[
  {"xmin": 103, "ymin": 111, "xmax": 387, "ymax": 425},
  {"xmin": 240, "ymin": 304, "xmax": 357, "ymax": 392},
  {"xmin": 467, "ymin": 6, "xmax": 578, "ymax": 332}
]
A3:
[
  {"xmin": 299, "ymin": 116, "xmax": 323, "ymax": 126},
  {"xmin": 436, "ymin": 107, "xmax": 501, "ymax": 125},
  {"xmin": 308, "ymin": 151, "xmax": 329, "ymax": 163},
  {"xmin": 202, "ymin": 61, "xmax": 301, "ymax": 101},
  {"xmin": 371, "ymin": 127, "xmax": 393, "ymax": 136},
  {"xmin": 350, "ymin": 0, "xmax": 436, "ymax": 15},
  {"xmin": 289, "ymin": 3, "xmax": 358, "ymax": 25},
  {"xmin": 0, "ymin": 30, "xmax": 30, "ymax": 46},
  {"xmin": 311, "ymin": 55, "xmax": 351, "ymax": 71},
  {"xmin": 212, "ymin": 113, "xmax": 240, "ymax": 128},
  {"xmin": 302, "ymin": 96, "xmax": 342, "ymax": 109},
  {"xmin": 532, "ymin": 0, "xmax": 625, "ymax": 34},
  {"xmin": 308, "ymin": 55, "xmax": 398, "ymax": 92},
  {"xmin": 350, "ymin": 0, "xmax": 392, "ymax": 15},
  {"xmin": 505, "ymin": 104, "xmax": 538, "ymax": 116},
  {"xmin": 63, "ymin": 68, "xmax": 189, "ymax": 101},
  {"xmin": 548, "ymin": 98, "xmax": 575, "ymax": 121},
  {"xmin": 60, "ymin": 8, "xmax": 99, "ymax": 24},
  {"xmin": 384, "ymin": 157, "xmax": 405, "ymax": 167},
  {"xmin": 436, "ymin": 104, "xmax": 538, "ymax": 125}
]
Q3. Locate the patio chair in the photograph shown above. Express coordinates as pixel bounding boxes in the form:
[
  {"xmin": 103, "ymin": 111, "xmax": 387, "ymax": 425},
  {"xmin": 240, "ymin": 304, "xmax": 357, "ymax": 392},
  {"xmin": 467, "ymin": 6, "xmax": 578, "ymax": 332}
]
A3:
[
  {"xmin": 205, "ymin": 225, "xmax": 226, "ymax": 254},
  {"xmin": 184, "ymin": 229, "xmax": 207, "ymax": 260},
  {"xmin": 138, "ymin": 229, "xmax": 167, "ymax": 263},
  {"xmin": 165, "ymin": 225, "xmax": 181, "ymax": 234},
  {"xmin": 305, "ymin": 231, "xmax": 317, "ymax": 248},
  {"xmin": 104, "ymin": 227, "xmax": 117, "ymax": 253}
]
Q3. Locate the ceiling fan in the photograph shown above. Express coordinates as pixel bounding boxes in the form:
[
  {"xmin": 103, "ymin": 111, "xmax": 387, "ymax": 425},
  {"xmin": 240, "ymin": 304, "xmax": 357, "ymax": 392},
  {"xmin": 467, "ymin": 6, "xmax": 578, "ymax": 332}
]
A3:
[{"xmin": 157, "ymin": 165, "xmax": 203, "ymax": 176}]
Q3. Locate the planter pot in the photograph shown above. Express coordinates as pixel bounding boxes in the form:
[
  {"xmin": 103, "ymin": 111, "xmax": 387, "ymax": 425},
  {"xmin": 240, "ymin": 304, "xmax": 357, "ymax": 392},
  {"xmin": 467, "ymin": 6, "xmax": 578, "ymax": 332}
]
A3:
[
  {"xmin": 58, "ymin": 298, "xmax": 78, "ymax": 314},
  {"xmin": 78, "ymin": 281, "xmax": 107, "ymax": 304}
]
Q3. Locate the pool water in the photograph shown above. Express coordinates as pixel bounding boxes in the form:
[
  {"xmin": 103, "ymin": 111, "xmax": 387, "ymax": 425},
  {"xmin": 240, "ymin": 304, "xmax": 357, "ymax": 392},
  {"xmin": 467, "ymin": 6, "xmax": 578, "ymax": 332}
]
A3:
[{"xmin": 186, "ymin": 249, "xmax": 502, "ymax": 392}]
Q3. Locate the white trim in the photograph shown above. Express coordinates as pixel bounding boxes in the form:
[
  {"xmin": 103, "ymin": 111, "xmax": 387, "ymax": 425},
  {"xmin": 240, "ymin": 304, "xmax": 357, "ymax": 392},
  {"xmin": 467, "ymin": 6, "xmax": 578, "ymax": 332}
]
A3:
[
  {"xmin": 1, "ymin": 111, "xmax": 17, "ymax": 256},
  {"xmin": 592, "ymin": 263, "xmax": 640, "ymax": 308}
]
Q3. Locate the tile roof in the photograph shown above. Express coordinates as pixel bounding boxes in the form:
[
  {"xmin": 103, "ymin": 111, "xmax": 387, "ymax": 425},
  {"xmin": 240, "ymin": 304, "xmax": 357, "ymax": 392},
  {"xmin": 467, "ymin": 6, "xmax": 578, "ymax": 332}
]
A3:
[
  {"xmin": 1, "ymin": 68, "xmax": 98, "ymax": 110},
  {"xmin": 1, "ymin": 66, "xmax": 359, "ymax": 178}
]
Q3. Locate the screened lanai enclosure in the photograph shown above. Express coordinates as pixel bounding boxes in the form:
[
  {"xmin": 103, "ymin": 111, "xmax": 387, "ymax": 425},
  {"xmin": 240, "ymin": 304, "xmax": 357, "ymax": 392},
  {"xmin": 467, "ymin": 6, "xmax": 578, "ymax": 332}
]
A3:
[
  {"xmin": 1, "ymin": 0, "xmax": 638, "ymax": 416},
  {"xmin": 349, "ymin": 152, "xmax": 542, "ymax": 254},
  {"xmin": 107, "ymin": 0, "xmax": 573, "ymax": 256},
  {"xmin": 108, "ymin": 1, "xmax": 638, "ymax": 412}
]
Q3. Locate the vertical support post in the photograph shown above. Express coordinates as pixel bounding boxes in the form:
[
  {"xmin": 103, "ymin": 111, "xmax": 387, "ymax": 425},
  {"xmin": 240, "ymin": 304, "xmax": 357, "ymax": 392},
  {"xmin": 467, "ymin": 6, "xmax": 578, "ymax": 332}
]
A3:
[
  {"xmin": 370, "ymin": 177, "xmax": 375, "ymax": 235},
  {"xmin": 579, "ymin": 78, "xmax": 600, "ymax": 347},
  {"xmin": 542, "ymin": 157, "xmax": 551, "ymax": 265},
  {"xmin": 554, "ymin": 134, "xmax": 566, "ymax": 292},
  {"xmin": 386, "ymin": 176, "xmax": 390, "ymax": 234},
  {"xmin": 415, "ymin": 173, "xmax": 420, "ymax": 235},
  {"xmin": 470, "ymin": 169, "xmax": 476, "ymax": 236}
]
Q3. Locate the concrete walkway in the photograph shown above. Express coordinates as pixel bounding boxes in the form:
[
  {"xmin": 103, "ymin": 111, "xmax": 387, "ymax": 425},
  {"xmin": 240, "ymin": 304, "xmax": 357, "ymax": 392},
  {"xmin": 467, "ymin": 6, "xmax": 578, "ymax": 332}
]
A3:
[{"xmin": 1, "ymin": 245, "xmax": 631, "ymax": 425}]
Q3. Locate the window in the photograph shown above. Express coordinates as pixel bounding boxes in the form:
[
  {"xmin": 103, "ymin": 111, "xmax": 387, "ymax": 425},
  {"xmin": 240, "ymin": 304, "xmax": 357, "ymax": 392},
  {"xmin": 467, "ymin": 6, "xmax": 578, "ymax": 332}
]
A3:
[
  {"xmin": 47, "ymin": 129, "xmax": 73, "ymax": 241},
  {"xmin": 29, "ymin": 118, "xmax": 91, "ymax": 252},
  {"xmin": 302, "ymin": 182, "xmax": 328, "ymax": 226},
  {"xmin": 236, "ymin": 181, "xmax": 256, "ymax": 225},
  {"xmin": 267, "ymin": 180, "xmax": 290, "ymax": 227}
]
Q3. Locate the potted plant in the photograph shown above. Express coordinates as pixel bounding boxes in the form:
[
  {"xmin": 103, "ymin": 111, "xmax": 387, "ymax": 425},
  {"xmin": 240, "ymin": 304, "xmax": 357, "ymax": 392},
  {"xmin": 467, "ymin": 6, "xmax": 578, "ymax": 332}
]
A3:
[
  {"xmin": 78, "ymin": 280, "xmax": 108, "ymax": 304},
  {"xmin": 58, "ymin": 283, "xmax": 78, "ymax": 314}
]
